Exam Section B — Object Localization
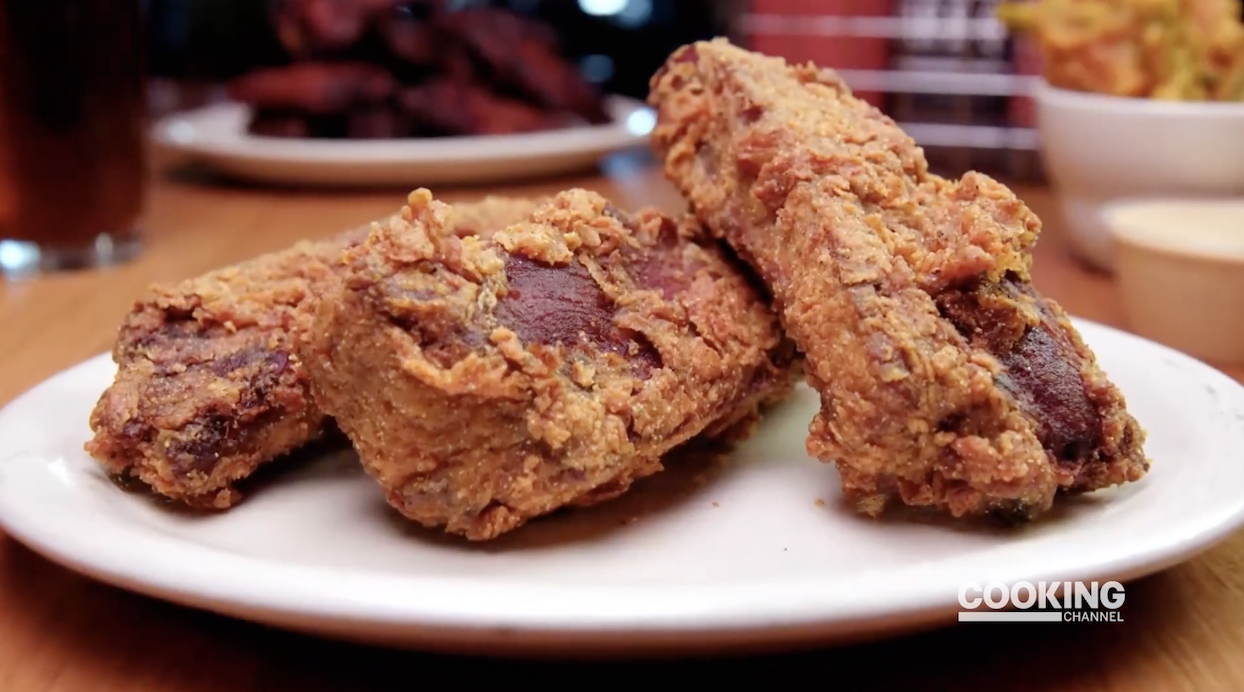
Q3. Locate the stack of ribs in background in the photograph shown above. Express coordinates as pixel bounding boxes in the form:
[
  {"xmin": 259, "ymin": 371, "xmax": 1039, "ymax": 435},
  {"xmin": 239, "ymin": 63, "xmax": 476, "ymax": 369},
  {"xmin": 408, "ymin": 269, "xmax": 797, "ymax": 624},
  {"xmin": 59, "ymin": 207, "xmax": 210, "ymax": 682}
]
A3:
[{"xmin": 226, "ymin": 0, "xmax": 610, "ymax": 139}]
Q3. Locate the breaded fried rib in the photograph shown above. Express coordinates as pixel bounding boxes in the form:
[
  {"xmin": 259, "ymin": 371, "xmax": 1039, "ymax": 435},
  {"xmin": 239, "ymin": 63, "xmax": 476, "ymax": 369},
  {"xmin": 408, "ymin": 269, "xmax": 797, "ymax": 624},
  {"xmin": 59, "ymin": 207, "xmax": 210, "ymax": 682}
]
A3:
[
  {"xmin": 649, "ymin": 39, "xmax": 1149, "ymax": 520},
  {"xmin": 85, "ymin": 196, "xmax": 542, "ymax": 509},
  {"xmin": 300, "ymin": 189, "xmax": 795, "ymax": 540}
]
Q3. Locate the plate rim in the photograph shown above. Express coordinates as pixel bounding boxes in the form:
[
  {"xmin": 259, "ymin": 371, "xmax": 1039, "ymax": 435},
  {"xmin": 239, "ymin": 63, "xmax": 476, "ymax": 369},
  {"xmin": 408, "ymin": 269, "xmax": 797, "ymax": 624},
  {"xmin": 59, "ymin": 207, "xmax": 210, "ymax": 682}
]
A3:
[
  {"xmin": 2, "ymin": 318, "xmax": 1243, "ymax": 640},
  {"xmin": 150, "ymin": 96, "xmax": 654, "ymax": 166}
]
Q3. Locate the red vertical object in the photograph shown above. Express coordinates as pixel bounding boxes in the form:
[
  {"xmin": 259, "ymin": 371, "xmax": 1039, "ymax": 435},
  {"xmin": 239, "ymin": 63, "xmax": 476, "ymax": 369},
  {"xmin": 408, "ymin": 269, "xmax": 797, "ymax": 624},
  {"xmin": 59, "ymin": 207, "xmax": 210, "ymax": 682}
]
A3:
[
  {"xmin": 747, "ymin": 0, "xmax": 895, "ymax": 107},
  {"xmin": 748, "ymin": 0, "xmax": 796, "ymax": 58},
  {"xmin": 1009, "ymin": 35, "xmax": 1041, "ymax": 128}
]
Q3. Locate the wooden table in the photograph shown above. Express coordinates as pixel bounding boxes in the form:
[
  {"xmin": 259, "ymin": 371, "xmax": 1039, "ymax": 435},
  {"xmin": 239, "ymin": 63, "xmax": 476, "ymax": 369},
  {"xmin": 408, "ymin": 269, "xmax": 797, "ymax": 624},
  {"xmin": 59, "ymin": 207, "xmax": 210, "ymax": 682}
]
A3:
[{"xmin": 2, "ymin": 157, "xmax": 1243, "ymax": 691}]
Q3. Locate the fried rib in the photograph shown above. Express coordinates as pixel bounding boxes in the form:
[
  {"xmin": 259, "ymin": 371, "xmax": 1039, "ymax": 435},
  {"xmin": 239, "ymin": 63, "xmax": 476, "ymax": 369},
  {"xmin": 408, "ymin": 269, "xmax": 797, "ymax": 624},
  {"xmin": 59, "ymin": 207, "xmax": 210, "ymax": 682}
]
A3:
[
  {"xmin": 300, "ymin": 188, "xmax": 795, "ymax": 539},
  {"xmin": 648, "ymin": 39, "xmax": 1149, "ymax": 519},
  {"xmin": 85, "ymin": 196, "xmax": 542, "ymax": 509}
]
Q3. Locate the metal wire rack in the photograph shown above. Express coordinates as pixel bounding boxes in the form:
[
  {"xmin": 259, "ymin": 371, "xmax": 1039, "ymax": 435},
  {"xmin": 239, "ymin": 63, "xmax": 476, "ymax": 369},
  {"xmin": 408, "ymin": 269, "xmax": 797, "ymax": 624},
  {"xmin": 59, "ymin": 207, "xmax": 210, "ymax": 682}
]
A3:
[{"xmin": 739, "ymin": 0, "xmax": 1043, "ymax": 181}]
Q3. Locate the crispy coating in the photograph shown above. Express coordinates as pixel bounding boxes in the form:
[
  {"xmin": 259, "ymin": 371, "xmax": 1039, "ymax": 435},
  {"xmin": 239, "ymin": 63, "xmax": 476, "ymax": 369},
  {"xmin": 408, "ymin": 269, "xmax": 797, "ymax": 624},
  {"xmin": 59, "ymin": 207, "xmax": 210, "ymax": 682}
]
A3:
[
  {"xmin": 648, "ymin": 39, "xmax": 1149, "ymax": 520},
  {"xmin": 300, "ymin": 188, "xmax": 795, "ymax": 540},
  {"xmin": 85, "ymin": 196, "xmax": 542, "ymax": 509}
]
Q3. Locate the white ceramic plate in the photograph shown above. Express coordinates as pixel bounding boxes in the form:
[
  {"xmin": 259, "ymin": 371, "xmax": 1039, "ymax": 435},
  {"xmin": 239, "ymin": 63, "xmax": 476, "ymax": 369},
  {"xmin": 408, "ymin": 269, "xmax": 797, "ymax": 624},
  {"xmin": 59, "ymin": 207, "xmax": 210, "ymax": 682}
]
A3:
[
  {"xmin": 1, "ymin": 319, "xmax": 1243, "ymax": 656},
  {"xmin": 150, "ymin": 97, "xmax": 655, "ymax": 187}
]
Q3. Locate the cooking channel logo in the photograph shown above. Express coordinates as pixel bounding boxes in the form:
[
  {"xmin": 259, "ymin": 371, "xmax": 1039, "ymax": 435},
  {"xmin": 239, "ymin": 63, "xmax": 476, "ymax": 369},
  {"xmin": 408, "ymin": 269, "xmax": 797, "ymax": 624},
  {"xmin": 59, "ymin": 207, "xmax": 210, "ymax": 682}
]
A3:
[{"xmin": 958, "ymin": 580, "xmax": 1126, "ymax": 622}]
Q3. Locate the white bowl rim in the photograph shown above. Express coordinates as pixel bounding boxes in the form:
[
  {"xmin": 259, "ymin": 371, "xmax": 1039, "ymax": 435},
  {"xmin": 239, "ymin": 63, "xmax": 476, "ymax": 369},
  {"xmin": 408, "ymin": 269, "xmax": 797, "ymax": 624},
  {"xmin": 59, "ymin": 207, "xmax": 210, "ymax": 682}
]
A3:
[
  {"xmin": 1101, "ymin": 196, "xmax": 1244, "ymax": 263},
  {"xmin": 1035, "ymin": 79, "xmax": 1244, "ymax": 116}
]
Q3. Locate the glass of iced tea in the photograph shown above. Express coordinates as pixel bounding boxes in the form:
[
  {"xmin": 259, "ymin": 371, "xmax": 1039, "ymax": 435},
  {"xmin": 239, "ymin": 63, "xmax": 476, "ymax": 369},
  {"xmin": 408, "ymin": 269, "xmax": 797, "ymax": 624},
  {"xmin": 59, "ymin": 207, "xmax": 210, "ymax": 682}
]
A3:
[{"xmin": 0, "ymin": 0, "xmax": 147, "ymax": 279}]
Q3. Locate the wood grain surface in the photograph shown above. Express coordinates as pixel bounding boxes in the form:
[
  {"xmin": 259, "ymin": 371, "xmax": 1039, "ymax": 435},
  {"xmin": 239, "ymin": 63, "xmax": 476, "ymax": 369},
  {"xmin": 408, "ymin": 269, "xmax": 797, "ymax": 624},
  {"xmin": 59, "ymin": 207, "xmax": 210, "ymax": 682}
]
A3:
[{"xmin": 1, "ymin": 156, "xmax": 1242, "ymax": 691}]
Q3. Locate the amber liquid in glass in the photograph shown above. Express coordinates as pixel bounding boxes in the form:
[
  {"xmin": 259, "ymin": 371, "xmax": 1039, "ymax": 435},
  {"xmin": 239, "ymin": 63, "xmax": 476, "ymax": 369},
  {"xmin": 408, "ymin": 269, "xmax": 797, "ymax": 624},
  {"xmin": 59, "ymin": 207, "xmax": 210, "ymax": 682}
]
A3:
[{"xmin": 0, "ymin": 0, "xmax": 146, "ymax": 275}]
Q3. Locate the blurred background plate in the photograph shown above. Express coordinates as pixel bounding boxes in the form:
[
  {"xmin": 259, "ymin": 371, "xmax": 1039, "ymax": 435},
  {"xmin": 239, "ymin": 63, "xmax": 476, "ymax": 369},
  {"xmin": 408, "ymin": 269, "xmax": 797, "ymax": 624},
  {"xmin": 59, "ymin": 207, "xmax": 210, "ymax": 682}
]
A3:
[{"xmin": 151, "ymin": 96, "xmax": 653, "ymax": 186}]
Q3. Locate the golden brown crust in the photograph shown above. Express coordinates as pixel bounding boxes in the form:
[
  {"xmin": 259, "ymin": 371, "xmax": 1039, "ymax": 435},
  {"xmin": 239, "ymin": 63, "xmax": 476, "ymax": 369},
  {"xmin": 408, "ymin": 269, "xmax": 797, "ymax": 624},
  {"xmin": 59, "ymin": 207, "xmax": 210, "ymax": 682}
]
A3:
[
  {"xmin": 300, "ymin": 188, "xmax": 795, "ymax": 540},
  {"xmin": 648, "ymin": 39, "xmax": 1149, "ymax": 520},
  {"xmin": 85, "ymin": 196, "xmax": 542, "ymax": 509}
]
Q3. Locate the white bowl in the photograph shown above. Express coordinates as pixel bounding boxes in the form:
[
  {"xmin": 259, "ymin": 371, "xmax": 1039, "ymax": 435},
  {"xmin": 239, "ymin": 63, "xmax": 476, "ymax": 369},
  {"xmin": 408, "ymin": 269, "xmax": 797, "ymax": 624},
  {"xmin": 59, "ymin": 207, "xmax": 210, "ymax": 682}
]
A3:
[
  {"xmin": 1035, "ymin": 81, "xmax": 1244, "ymax": 272},
  {"xmin": 1105, "ymin": 198, "xmax": 1244, "ymax": 365}
]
